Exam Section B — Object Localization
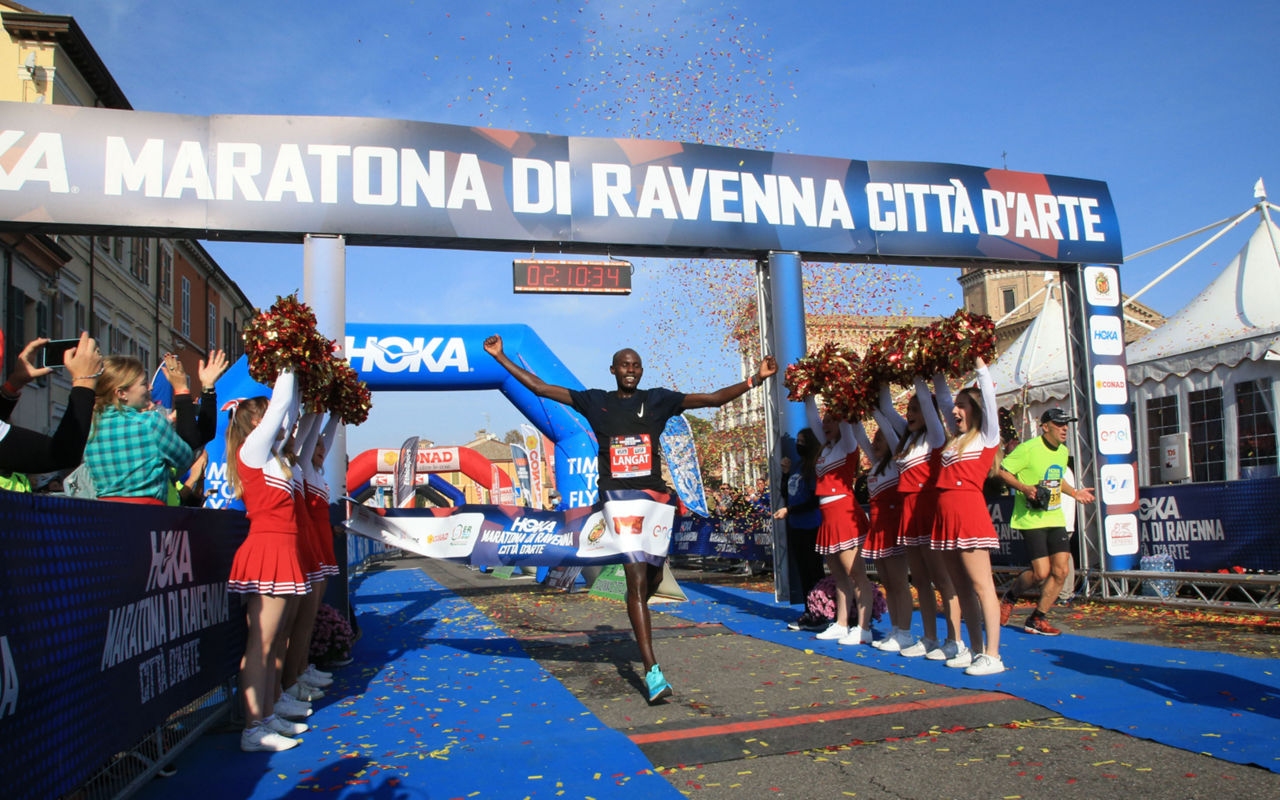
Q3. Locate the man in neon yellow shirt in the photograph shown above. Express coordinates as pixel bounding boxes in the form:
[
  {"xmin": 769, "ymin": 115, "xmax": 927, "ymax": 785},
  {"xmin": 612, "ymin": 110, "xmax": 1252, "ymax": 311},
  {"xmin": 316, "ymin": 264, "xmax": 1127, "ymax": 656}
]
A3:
[{"xmin": 997, "ymin": 408, "xmax": 1094, "ymax": 636}]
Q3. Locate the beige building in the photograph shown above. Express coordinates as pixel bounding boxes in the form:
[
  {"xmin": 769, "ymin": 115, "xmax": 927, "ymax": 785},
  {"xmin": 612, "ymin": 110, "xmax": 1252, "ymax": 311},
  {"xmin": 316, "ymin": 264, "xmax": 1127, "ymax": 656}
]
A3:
[
  {"xmin": 958, "ymin": 266, "xmax": 1165, "ymax": 353},
  {"xmin": 712, "ymin": 313, "xmax": 941, "ymax": 488},
  {"xmin": 0, "ymin": 2, "xmax": 254, "ymax": 433}
]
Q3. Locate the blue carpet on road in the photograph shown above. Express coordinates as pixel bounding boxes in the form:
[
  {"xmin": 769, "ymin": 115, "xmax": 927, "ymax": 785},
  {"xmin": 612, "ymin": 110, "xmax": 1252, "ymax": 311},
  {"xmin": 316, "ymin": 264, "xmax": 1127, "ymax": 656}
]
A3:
[
  {"xmin": 668, "ymin": 581, "xmax": 1280, "ymax": 773},
  {"xmin": 136, "ymin": 568, "xmax": 678, "ymax": 799}
]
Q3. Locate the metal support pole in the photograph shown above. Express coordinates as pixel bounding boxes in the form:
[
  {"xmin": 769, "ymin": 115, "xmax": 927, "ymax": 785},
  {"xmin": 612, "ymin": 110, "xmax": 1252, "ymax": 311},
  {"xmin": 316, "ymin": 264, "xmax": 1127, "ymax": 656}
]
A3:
[
  {"xmin": 303, "ymin": 234, "xmax": 347, "ymax": 496},
  {"xmin": 760, "ymin": 252, "xmax": 808, "ymax": 603}
]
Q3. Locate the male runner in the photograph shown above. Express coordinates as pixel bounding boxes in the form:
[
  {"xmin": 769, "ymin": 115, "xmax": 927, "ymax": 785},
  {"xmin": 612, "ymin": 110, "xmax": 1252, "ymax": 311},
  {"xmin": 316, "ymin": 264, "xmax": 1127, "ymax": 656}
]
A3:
[
  {"xmin": 484, "ymin": 335, "xmax": 776, "ymax": 702},
  {"xmin": 997, "ymin": 408, "xmax": 1095, "ymax": 635}
]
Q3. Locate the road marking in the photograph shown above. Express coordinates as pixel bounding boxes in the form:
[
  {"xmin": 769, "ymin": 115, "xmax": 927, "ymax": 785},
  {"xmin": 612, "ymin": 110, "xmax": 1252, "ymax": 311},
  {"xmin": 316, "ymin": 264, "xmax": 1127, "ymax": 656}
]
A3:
[{"xmin": 629, "ymin": 692, "xmax": 1015, "ymax": 744}]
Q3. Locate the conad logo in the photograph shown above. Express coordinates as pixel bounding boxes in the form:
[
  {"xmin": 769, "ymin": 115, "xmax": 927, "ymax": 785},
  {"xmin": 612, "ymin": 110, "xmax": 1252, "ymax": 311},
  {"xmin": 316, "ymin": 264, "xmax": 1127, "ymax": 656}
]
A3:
[{"xmin": 1092, "ymin": 364, "xmax": 1128, "ymax": 405}]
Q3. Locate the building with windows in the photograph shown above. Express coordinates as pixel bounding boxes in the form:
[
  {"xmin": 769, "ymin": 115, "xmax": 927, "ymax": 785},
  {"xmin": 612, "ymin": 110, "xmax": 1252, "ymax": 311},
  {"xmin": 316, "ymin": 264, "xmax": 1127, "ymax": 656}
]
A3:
[
  {"xmin": 711, "ymin": 313, "xmax": 940, "ymax": 489},
  {"xmin": 0, "ymin": 2, "xmax": 254, "ymax": 433},
  {"xmin": 958, "ymin": 266, "xmax": 1165, "ymax": 352}
]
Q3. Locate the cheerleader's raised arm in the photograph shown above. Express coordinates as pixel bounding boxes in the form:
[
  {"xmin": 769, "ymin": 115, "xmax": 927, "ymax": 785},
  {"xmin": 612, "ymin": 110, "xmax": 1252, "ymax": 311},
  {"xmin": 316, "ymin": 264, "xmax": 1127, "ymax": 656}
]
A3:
[
  {"xmin": 975, "ymin": 359, "xmax": 1000, "ymax": 448},
  {"xmin": 871, "ymin": 409, "xmax": 901, "ymax": 451},
  {"xmin": 913, "ymin": 376, "xmax": 947, "ymax": 450},
  {"xmin": 878, "ymin": 384, "xmax": 908, "ymax": 438},
  {"xmin": 241, "ymin": 368, "xmax": 297, "ymax": 469},
  {"xmin": 932, "ymin": 372, "xmax": 960, "ymax": 438}
]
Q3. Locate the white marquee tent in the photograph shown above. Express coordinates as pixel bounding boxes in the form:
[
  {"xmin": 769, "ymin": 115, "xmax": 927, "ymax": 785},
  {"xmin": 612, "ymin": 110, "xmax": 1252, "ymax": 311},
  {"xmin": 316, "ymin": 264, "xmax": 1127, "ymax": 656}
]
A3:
[{"xmin": 989, "ymin": 187, "xmax": 1280, "ymax": 485}]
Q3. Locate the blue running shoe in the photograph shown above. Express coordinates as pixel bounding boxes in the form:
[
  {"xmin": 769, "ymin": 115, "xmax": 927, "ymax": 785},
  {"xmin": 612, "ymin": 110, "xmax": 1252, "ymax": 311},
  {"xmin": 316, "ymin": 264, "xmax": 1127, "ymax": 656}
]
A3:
[{"xmin": 646, "ymin": 664, "xmax": 673, "ymax": 704}]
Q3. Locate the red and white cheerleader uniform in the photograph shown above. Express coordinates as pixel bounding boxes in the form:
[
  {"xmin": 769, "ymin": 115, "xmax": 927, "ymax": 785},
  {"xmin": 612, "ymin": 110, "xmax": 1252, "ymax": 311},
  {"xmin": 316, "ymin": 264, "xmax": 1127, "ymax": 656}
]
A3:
[
  {"xmin": 805, "ymin": 397, "xmax": 869, "ymax": 554},
  {"xmin": 228, "ymin": 369, "xmax": 311, "ymax": 596},
  {"xmin": 894, "ymin": 375, "xmax": 948, "ymax": 548},
  {"xmin": 299, "ymin": 414, "xmax": 341, "ymax": 578},
  {"xmin": 932, "ymin": 365, "xmax": 1001, "ymax": 551},
  {"xmin": 852, "ymin": 418, "xmax": 904, "ymax": 561}
]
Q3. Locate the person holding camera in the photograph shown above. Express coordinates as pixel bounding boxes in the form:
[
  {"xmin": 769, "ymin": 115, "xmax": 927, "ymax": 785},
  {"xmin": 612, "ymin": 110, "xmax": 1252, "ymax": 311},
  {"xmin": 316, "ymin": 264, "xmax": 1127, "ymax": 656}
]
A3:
[
  {"xmin": 0, "ymin": 332, "xmax": 102, "ymax": 484},
  {"xmin": 996, "ymin": 408, "xmax": 1095, "ymax": 636}
]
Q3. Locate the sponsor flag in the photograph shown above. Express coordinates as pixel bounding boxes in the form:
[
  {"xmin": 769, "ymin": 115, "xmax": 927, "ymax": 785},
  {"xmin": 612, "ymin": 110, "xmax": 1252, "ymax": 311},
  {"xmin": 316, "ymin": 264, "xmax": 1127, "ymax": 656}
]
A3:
[
  {"xmin": 660, "ymin": 414, "xmax": 709, "ymax": 516},
  {"xmin": 509, "ymin": 443, "xmax": 534, "ymax": 506},
  {"xmin": 520, "ymin": 423, "xmax": 546, "ymax": 509},
  {"xmin": 394, "ymin": 436, "xmax": 418, "ymax": 509}
]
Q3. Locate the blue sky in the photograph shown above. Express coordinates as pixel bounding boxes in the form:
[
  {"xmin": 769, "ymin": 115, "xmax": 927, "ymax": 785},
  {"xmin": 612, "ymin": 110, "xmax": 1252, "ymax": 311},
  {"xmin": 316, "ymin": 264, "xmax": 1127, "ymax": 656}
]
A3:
[{"xmin": 42, "ymin": 0, "xmax": 1280, "ymax": 453}]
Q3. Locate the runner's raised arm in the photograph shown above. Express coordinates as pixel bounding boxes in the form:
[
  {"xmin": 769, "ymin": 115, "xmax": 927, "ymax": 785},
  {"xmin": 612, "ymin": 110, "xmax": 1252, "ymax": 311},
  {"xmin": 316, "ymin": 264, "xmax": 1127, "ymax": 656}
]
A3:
[{"xmin": 483, "ymin": 334, "xmax": 573, "ymax": 405}]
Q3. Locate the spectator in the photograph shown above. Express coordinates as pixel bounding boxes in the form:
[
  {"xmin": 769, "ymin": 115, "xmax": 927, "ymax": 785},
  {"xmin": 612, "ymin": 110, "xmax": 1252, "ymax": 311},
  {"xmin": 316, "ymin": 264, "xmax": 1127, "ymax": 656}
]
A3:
[
  {"xmin": 774, "ymin": 429, "xmax": 826, "ymax": 631},
  {"xmin": 83, "ymin": 356, "xmax": 194, "ymax": 504},
  {"xmin": 0, "ymin": 332, "xmax": 101, "ymax": 485}
]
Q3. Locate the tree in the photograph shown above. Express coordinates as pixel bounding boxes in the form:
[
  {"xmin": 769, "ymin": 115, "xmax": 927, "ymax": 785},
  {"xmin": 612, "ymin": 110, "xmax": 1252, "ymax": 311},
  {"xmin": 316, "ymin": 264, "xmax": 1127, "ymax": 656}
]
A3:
[{"xmin": 502, "ymin": 429, "xmax": 523, "ymax": 445}]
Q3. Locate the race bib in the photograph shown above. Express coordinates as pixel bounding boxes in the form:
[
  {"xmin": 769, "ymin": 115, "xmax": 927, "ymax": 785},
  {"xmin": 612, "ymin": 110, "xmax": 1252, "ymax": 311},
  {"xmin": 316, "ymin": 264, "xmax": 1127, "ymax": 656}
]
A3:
[{"xmin": 610, "ymin": 434, "xmax": 652, "ymax": 479}]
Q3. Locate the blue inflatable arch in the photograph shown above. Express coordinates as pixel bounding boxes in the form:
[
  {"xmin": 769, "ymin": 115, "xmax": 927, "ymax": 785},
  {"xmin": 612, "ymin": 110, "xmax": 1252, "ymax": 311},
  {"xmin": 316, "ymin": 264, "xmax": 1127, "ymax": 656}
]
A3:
[{"xmin": 344, "ymin": 323, "xmax": 599, "ymax": 508}]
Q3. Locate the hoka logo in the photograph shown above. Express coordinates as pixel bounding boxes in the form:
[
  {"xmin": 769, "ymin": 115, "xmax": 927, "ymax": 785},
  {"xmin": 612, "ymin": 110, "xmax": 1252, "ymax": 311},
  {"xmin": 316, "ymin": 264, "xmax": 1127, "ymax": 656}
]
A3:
[
  {"xmin": 1139, "ymin": 496, "xmax": 1180, "ymax": 521},
  {"xmin": 345, "ymin": 336, "xmax": 470, "ymax": 374},
  {"xmin": 145, "ymin": 530, "xmax": 193, "ymax": 591},
  {"xmin": 509, "ymin": 517, "xmax": 557, "ymax": 535}
]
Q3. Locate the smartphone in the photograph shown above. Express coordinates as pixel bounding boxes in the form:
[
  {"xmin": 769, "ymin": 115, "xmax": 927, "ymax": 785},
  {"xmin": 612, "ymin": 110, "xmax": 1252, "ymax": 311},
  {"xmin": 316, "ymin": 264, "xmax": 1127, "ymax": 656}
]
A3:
[{"xmin": 38, "ymin": 339, "xmax": 80, "ymax": 369}]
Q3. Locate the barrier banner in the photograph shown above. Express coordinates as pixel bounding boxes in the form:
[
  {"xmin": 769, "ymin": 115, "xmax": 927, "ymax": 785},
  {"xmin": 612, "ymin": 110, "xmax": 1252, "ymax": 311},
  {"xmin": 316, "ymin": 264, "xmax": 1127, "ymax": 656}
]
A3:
[
  {"xmin": 661, "ymin": 414, "xmax": 710, "ymax": 516},
  {"xmin": 0, "ymin": 493, "xmax": 248, "ymax": 800},
  {"xmin": 669, "ymin": 515, "xmax": 773, "ymax": 561},
  {"xmin": 1137, "ymin": 477, "xmax": 1280, "ymax": 572},
  {"xmin": 344, "ymin": 490, "xmax": 677, "ymax": 568},
  {"xmin": 986, "ymin": 495, "xmax": 1030, "ymax": 568}
]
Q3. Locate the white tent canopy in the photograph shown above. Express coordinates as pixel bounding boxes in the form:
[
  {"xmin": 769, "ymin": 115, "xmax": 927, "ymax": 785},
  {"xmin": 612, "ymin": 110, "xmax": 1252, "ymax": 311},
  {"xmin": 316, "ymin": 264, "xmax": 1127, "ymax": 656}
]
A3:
[
  {"xmin": 1125, "ymin": 214, "xmax": 1280, "ymax": 385},
  {"xmin": 991, "ymin": 203, "xmax": 1280, "ymax": 406}
]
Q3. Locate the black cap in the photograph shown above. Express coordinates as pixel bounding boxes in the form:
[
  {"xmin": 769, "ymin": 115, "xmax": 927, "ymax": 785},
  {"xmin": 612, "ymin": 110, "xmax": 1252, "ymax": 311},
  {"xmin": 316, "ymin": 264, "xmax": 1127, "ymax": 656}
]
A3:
[{"xmin": 1040, "ymin": 408, "xmax": 1078, "ymax": 425}]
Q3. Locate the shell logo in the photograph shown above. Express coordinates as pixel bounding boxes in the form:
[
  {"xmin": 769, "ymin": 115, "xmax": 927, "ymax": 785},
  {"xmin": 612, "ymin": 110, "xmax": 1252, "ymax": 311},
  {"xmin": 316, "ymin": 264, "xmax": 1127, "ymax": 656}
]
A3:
[{"xmin": 382, "ymin": 451, "xmax": 399, "ymax": 467}]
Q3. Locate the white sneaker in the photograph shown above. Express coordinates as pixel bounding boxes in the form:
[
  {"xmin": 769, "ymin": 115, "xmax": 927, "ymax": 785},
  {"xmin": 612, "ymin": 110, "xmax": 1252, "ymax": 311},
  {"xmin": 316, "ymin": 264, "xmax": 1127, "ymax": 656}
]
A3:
[
  {"xmin": 240, "ymin": 722, "xmax": 300, "ymax": 752},
  {"xmin": 287, "ymin": 682, "xmax": 325, "ymax": 702},
  {"xmin": 815, "ymin": 623, "xmax": 849, "ymax": 640},
  {"xmin": 274, "ymin": 693, "xmax": 313, "ymax": 720},
  {"xmin": 838, "ymin": 626, "xmax": 873, "ymax": 646},
  {"xmin": 926, "ymin": 638, "xmax": 961, "ymax": 661},
  {"xmin": 302, "ymin": 666, "xmax": 333, "ymax": 688},
  {"xmin": 265, "ymin": 714, "xmax": 309, "ymax": 736},
  {"xmin": 964, "ymin": 653, "xmax": 1005, "ymax": 676},
  {"xmin": 876, "ymin": 630, "xmax": 915, "ymax": 653},
  {"xmin": 945, "ymin": 644, "xmax": 973, "ymax": 668},
  {"xmin": 871, "ymin": 629, "xmax": 898, "ymax": 650},
  {"xmin": 305, "ymin": 664, "xmax": 333, "ymax": 680},
  {"xmin": 899, "ymin": 636, "xmax": 936, "ymax": 658}
]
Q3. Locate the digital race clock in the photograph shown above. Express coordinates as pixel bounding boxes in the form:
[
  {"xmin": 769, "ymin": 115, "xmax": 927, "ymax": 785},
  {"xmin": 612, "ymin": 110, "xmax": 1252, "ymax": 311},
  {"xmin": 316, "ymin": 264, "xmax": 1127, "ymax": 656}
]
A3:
[{"xmin": 512, "ymin": 259, "xmax": 632, "ymax": 295}]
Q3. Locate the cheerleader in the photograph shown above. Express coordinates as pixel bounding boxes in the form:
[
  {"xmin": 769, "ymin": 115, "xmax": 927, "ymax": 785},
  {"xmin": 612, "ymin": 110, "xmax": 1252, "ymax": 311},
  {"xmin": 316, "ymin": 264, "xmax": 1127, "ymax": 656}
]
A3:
[
  {"xmin": 225, "ymin": 368, "xmax": 312, "ymax": 752},
  {"xmin": 801, "ymin": 396, "xmax": 877, "ymax": 645},
  {"xmin": 890, "ymin": 378, "xmax": 963, "ymax": 660},
  {"xmin": 282, "ymin": 412, "xmax": 341, "ymax": 696},
  {"xmin": 850, "ymin": 405, "xmax": 914, "ymax": 653},
  {"xmin": 933, "ymin": 358, "xmax": 1006, "ymax": 676}
]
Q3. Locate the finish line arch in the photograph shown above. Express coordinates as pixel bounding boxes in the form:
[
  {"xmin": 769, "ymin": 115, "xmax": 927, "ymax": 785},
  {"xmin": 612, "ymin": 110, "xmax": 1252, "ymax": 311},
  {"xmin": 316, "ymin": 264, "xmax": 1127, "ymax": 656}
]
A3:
[{"xmin": 0, "ymin": 100, "xmax": 1135, "ymax": 595}]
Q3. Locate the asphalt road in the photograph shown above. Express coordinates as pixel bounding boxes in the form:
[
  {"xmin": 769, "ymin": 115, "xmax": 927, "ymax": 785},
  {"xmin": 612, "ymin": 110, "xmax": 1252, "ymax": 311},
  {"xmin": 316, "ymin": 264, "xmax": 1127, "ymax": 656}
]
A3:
[{"xmin": 389, "ymin": 556, "xmax": 1280, "ymax": 800}]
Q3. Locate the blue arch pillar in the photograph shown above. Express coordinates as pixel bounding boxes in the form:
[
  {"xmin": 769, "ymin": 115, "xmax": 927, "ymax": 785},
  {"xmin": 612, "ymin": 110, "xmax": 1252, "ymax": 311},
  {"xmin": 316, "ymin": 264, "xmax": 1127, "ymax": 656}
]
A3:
[{"xmin": 760, "ymin": 251, "xmax": 808, "ymax": 604}]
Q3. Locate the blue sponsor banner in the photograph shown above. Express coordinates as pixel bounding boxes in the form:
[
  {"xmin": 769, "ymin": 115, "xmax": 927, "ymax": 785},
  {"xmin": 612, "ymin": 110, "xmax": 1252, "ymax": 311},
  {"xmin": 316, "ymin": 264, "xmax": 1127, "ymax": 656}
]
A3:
[
  {"xmin": 0, "ymin": 102, "xmax": 1122, "ymax": 265},
  {"xmin": 661, "ymin": 414, "xmax": 710, "ymax": 516},
  {"xmin": 1137, "ymin": 477, "xmax": 1280, "ymax": 573},
  {"xmin": 670, "ymin": 515, "xmax": 773, "ymax": 561},
  {"xmin": 0, "ymin": 492, "xmax": 248, "ymax": 800}
]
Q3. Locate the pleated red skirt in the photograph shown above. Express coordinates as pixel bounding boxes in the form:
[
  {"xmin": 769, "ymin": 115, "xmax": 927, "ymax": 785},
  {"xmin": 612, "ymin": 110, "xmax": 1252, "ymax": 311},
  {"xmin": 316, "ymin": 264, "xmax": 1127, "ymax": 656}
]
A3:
[
  {"xmin": 228, "ymin": 531, "xmax": 311, "ymax": 595},
  {"xmin": 931, "ymin": 489, "xmax": 999, "ymax": 551},
  {"xmin": 815, "ymin": 494, "xmax": 869, "ymax": 554},
  {"xmin": 898, "ymin": 489, "xmax": 938, "ymax": 548},
  {"xmin": 863, "ymin": 494, "xmax": 905, "ymax": 560}
]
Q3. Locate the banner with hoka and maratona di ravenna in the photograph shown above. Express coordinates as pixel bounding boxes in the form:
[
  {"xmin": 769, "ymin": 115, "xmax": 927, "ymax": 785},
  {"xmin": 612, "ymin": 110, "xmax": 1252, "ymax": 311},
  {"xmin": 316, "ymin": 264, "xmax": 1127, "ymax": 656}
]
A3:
[{"xmin": 344, "ymin": 489, "xmax": 676, "ymax": 568}]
